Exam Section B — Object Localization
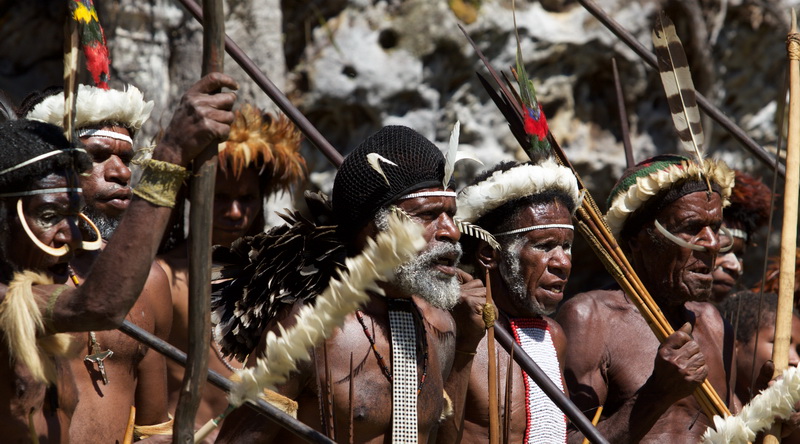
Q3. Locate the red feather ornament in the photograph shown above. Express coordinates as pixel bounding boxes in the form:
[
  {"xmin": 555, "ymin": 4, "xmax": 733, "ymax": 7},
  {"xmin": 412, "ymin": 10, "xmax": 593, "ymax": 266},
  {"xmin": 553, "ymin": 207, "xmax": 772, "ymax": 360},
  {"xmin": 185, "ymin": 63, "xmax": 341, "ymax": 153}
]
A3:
[{"xmin": 69, "ymin": 0, "xmax": 110, "ymax": 89}]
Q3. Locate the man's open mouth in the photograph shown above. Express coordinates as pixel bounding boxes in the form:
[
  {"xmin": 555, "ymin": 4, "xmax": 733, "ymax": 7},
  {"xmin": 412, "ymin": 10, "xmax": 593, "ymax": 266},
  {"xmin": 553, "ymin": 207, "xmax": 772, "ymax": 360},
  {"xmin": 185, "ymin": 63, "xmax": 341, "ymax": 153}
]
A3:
[{"xmin": 431, "ymin": 253, "xmax": 458, "ymax": 276}]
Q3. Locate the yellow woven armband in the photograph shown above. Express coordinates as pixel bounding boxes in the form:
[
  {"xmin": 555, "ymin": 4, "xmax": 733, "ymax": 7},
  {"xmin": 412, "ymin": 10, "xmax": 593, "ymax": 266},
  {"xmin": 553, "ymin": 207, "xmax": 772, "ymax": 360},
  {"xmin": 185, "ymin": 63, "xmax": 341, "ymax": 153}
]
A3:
[{"xmin": 132, "ymin": 159, "xmax": 188, "ymax": 208}]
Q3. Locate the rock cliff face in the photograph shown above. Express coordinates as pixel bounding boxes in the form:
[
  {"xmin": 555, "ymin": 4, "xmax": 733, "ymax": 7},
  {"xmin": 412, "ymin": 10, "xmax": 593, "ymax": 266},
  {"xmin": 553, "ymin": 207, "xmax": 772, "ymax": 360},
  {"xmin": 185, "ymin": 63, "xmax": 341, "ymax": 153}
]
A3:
[{"xmin": 0, "ymin": 0, "xmax": 793, "ymax": 290}]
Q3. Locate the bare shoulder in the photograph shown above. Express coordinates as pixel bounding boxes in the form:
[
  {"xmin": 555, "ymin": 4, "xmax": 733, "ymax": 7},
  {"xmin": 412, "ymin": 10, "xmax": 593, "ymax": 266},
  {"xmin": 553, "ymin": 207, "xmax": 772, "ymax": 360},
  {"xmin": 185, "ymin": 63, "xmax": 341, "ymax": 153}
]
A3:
[
  {"xmin": 543, "ymin": 316, "xmax": 565, "ymax": 341},
  {"xmin": 543, "ymin": 315, "xmax": 567, "ymax": 358},
  {"xmin": 686, "ymin": 301, "xmax": 726, "ymax": 336},
  {"xmin": 557, "ymin": 289, "xmax": 628, "ymax": 326}
]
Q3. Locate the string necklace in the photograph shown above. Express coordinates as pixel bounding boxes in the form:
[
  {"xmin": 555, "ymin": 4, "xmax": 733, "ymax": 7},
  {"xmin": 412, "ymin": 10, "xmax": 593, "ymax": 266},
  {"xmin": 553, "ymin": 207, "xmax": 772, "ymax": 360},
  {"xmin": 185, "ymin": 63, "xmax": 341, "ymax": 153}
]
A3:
[
  {"xmin": 68, "ymin": 266, "xmax": 114, "ymax": 385},
  {"xmin": 354, "ymin": 299, "xmax": 428, "ymax": 395},
  {"xmin": 211, "ymin": 328, "xmax": 246, "ymax": 372}
]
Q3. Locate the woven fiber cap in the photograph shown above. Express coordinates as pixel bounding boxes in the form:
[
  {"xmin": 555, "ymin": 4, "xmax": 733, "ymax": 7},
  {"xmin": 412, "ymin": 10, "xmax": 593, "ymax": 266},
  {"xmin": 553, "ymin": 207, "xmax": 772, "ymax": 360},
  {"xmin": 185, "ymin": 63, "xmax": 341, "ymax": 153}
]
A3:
[
  {"xmin": 332, "ymin": 126, "xmax": 450, "ymax": 238},
  {"xmin": 0, "ymin": 120, "xmax": 92, "ymax": 195}
]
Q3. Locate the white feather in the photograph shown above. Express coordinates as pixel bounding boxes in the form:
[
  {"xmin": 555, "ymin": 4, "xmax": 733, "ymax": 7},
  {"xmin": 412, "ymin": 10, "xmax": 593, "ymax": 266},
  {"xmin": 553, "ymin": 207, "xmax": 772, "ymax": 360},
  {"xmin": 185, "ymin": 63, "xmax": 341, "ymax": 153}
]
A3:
[
  {"xmin": 456, "ymin": 158, "xmax": 581, "ymax": 224},
  {"xmin": 703, "ymin": 367, "xmax": 800, "ymax": 444},
  {"xmin": 366, "ymin": 153, "xmax": 398, "ymax": 186},
  {"xmin": 227, "ymin": 213, "xmax": 426, "ymax": 407},
  {"xmin": 26, "ymin": 84, "xmax": 154, "ymax": 134},
  {"xmin": 443, "ymin": 120, "xmax": 460, "ymax": 188}
]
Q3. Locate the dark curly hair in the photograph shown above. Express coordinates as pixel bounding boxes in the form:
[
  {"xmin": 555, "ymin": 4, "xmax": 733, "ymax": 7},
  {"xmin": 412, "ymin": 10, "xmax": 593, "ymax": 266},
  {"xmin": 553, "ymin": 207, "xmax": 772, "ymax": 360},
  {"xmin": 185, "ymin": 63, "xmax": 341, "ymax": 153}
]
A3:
[
  {"xmin": 725, "ymin": 170, "xmax": 772, "ymax": 240},
  {"xmin": 0, "ymin": 119, "xmax": 91, "ymax": 281}
]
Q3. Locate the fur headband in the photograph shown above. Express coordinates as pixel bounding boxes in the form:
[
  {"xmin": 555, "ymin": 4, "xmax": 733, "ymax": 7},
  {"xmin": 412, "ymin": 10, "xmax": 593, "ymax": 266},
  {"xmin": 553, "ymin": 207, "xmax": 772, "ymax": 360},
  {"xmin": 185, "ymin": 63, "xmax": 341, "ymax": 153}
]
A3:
[
  {"xmin": 26, "ymin": 84, "xmax": 154, "ymax": 135},
  {"xmin": 605, "ymin": 157, "xmax": 734, "ymax": 240},
  {"xmin": 455, "ymin": 158, "xmax": 581, "ymax": 224}
]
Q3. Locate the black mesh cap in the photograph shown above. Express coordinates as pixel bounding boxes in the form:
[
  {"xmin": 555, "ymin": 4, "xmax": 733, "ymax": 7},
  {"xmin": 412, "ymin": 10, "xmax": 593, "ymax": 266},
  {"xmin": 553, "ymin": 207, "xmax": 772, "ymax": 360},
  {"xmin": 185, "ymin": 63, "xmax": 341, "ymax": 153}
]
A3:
[{"xmin": 332, "ymin": 125, "xmax": 450, "ymax": 238}]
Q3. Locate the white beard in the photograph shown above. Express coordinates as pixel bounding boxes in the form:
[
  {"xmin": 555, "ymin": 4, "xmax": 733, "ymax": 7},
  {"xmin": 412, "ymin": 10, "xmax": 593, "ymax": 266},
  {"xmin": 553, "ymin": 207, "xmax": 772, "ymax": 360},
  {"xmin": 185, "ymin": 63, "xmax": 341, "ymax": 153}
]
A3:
[
  {"xmin": 394, "ymin": 241, "xmax": 462, "ymax": 310},
  {"xmin": 375, "ymin": 207, "xmax": 462, "ymax": 309}
]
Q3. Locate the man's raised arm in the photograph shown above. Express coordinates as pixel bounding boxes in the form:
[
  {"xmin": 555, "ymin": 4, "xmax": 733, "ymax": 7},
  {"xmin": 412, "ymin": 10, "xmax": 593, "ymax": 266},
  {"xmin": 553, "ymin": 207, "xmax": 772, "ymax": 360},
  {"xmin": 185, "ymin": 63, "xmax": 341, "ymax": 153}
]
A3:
[{"xmin": 47, "ymin": 73, "xmax": 238, "ymax": 332}]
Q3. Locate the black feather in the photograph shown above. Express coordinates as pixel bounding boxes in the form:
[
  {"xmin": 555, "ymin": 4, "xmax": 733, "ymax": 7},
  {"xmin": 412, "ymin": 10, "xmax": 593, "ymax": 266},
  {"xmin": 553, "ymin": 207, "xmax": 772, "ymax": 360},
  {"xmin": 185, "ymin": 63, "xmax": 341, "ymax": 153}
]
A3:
[{"xmin": 211, "ymin": 192, "xmax": 346, "ymax": 361}]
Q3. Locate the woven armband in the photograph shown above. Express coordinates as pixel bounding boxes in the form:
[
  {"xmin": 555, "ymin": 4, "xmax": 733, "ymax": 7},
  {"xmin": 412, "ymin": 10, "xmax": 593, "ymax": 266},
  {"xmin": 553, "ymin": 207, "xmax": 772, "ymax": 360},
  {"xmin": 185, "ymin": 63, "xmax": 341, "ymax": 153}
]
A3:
[{"xmin": 132, "ymin": 159, "xmax": 188, "ymax": 208}]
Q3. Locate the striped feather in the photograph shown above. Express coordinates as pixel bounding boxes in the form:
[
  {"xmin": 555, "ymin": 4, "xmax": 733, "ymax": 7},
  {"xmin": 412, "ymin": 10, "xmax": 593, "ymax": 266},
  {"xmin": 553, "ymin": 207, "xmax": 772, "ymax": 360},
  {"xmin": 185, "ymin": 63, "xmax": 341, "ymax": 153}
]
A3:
[
  {"xmin": 652, "ymin": 13, "xmax": 705, "ymax": 164},
  {"xmin": 455, "ymin": 218, "xmax": 500, "ymax": 251}
]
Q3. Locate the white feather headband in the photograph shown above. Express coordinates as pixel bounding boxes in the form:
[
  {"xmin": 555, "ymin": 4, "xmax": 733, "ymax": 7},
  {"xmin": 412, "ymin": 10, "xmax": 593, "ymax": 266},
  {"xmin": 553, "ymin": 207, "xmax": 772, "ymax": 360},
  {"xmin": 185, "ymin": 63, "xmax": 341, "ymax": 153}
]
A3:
[
  {"xmin": 455, "ymin": 158, "xmax": 581, "ymax": 224},
  {"xmin": 26, "ymin": 84, "xmax": 154, "ymax": 135},
  {"xmin": 605, "ymin": 159, "xmax": 734, "ymax": 240}
]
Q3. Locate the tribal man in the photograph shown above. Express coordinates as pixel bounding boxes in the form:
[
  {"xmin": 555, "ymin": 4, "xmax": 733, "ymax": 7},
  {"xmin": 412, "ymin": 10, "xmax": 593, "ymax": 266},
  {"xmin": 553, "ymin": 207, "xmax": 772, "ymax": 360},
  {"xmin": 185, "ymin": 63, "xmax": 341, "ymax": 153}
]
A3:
[
  {"xmin": 215, "ymin": 125, "xmax": 487, "ymax": 443},
  {"xmin": 437, "ymin": 159, "xmax": 580, "ymax": 443},
  {"xmin": 0, "ymin": 72, "xmax": 236, "ymax": 444},
  {"xmin": 23, "ymin": 84, "xmax": 175, "ymax": 441},
  {"xmin": 557, "ymin": 155, "xmax": 738, "ymax": 443},
  {"xmin": 710, "ymin": 170, "xmax": 771, "ymax": 302},
  {"xmin": 158, "ymin": 103, "xmax": 305, "ymax": 441}
]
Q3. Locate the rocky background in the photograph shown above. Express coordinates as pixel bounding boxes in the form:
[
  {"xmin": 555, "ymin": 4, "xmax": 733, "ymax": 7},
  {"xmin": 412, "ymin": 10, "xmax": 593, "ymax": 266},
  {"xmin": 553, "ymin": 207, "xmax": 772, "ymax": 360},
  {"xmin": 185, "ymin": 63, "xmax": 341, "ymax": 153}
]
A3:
[{"xmin": 0, "ymin": 0, "xmax": 794, "ymax": 294}]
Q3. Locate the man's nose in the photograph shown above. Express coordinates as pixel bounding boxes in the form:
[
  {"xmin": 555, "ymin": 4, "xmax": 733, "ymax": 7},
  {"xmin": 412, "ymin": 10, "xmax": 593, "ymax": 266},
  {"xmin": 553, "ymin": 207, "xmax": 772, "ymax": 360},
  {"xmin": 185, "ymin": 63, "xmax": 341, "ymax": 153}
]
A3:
[
  {"xmin": 789, "ymin": 346, "xmax": 800, "ymax": 368},
  {"xmin": 717, "ymin": 252, "xmax": 743, "ymax": 276},
  {"xmin": 56, "ymin": 216, "xmax": 83, "ymax": 252},
  {"xmin": 225, "ymin": 200, "xmax": 244, "ymax": 220},
  {"xmin": 696, "ymin": 226, "xmax": 721, "ymax": 254},
  {"xmin": 548, "ymin": 246, "xmax": 572, "ymax": 279},
  {"xmin": 105, "ymin": 156, "xmax": 132, "ymax": 186},
  {"xmin": 434, "ymin": 214, "xmax": 461, "ymax": 244}
]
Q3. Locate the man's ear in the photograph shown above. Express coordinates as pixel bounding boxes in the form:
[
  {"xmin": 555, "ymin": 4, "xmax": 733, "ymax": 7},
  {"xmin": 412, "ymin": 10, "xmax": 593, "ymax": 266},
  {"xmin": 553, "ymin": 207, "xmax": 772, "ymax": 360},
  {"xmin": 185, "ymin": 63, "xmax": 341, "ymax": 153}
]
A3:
[
  {"xmin": 625, "ymin": 232, "xmax": 640, "ymax": 255},
  {"xmin": 477, "ymin": 241, "xmax": 499, "ymax": 270}
]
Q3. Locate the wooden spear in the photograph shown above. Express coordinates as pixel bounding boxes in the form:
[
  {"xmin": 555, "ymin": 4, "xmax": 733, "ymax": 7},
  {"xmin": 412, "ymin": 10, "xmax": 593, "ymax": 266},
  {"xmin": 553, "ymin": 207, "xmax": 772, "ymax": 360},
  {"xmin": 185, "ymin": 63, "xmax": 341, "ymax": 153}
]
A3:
[
  {"xmin": 176, "ymin": 0, "xmax": 344, "ymax": 167},
  {"xmin": 118, "ymin": 321, "xmax": 334, "ymax": 443},
  {"xmin": 484, "ymin": 270, "xmax": 500, "ymax": 444},
  {"xmin": 611, "ymin": 58, "xmax": 635, "ymax": 168},
  {"xmin": 173, "ymin": 0, "xmax": 225, "ymax": 440},
  {"xmin": 764, "ymin": 10, "xmax": 800, "ymax": 444}
]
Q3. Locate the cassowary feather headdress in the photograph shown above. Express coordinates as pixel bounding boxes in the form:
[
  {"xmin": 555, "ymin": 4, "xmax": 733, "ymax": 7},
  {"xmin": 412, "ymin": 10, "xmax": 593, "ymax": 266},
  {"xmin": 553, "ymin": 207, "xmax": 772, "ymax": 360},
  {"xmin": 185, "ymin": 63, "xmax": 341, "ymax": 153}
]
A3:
[{"xmin": 218, "ymin": 104, "xmax": 306, "ymax": 192}]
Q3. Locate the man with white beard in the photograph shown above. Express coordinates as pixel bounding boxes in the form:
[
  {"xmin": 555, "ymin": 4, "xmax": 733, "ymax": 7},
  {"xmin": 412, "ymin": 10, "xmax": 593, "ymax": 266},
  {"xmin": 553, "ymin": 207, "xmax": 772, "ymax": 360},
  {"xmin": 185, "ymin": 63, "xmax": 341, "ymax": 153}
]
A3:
[
  {"xmin": 216, "ymin": 125, "xmax": 487, "ymax": 443},
  {"xmin": 436, "ymin": 160, "xmax": 580, "ymax": 443}
]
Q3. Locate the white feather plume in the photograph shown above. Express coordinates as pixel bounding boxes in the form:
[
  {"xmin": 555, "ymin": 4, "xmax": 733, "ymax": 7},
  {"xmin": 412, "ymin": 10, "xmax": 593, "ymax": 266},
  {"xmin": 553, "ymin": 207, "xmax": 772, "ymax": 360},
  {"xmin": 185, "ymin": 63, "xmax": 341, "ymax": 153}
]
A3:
[
  {"xmin": 227, "ymin": 213, "xmax": 426, "ymax": 407},
  {"xmin": 703, "ymin": 367, "xmax": 800, "ymax": 444},
  {"xmin": 456, "ymin": 158, "xmax": 581, "ymax": 224},
  {"xmin": 26, "ymin": 84, "xmax": 154, "ymax": 134},
  {"xmin": 443, "ymin": 120, "xmax": 460, "ymax": 188}
]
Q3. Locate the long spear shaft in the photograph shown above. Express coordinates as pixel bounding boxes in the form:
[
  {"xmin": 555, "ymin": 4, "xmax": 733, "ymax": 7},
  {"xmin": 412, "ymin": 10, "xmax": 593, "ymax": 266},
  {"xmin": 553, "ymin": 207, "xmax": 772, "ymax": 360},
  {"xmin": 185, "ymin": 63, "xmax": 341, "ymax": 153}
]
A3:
[
  {"xmin": 174, "ymin": 0, "xmax": 224, "ymax": 440},
  {"xmin": 764, "ymin": 10, "xmax": 800, "ymax": 444},
  {"xmin": 176, "ymin": 0, "xmax": 344, "ymax": 167},
  {"xmin": 611, "ymin": 58, "xmax": 635, "ymax": 168},
  {"xmin": 484, "ymin": 272, "xmax": 500, "ymax": 444},
  {"xmin": 118, "ymin": 321, "xmax": 335, "ymax": 444},
  {"xmin": 493, "ymin": 324, "xmax": 609, "ymax": 444},
  {"xmin": 576, "ymin": 0, "xmax": 785, "ymax": 178}
]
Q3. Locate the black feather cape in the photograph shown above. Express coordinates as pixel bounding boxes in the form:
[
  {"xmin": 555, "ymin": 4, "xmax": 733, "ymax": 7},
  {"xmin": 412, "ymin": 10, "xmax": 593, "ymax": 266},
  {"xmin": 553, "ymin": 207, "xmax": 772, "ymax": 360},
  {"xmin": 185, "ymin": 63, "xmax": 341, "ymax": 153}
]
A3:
[{"xmin": 211, "ymin": 192, "xmax": 346, "ymax": 362}]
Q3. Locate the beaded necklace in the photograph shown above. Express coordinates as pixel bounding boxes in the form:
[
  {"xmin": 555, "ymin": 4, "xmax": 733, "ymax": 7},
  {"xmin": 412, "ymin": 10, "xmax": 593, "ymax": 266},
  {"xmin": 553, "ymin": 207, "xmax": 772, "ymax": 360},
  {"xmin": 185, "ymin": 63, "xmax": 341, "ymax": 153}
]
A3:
[{"xmin": 354, "ymin": 299, "xmax": 428, "ymax": 395}]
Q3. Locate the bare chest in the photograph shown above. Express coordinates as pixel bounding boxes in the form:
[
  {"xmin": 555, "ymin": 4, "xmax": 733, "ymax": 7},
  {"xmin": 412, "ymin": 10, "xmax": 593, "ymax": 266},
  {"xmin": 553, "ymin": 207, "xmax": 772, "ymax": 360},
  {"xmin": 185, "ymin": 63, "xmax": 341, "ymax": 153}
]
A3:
[{"xmin": 298, "ymin": 315, "xmax": 447, "ymax": 442}]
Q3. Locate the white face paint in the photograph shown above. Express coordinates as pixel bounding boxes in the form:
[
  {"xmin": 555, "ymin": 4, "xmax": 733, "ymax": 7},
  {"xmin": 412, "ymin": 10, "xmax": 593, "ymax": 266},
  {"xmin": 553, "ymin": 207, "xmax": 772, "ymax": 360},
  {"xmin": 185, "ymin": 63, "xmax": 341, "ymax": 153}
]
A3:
[{"xmin": 498, "ymin": 236, "xmax": 549, "ymax": 316}]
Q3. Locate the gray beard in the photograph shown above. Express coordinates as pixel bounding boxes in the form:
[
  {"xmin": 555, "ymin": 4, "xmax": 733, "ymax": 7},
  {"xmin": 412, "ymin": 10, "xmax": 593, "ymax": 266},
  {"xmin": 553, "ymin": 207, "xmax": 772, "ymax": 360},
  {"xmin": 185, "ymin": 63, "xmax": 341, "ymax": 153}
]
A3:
[
  {"xmin": 498, "ymin": 236, "xmax": 549, "ymax": 316},
  {"xmin": 394, "ymin": 241, "xmax": 462, "ymax": 310},
  {"xmin": 81, "ymin": 205, "xmax": 121, "ymax": 240}
]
